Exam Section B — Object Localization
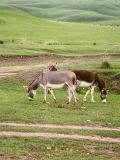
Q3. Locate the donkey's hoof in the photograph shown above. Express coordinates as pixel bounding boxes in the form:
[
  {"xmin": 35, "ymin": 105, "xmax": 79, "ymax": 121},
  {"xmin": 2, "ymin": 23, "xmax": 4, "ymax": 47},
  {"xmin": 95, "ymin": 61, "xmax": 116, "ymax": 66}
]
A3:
[
  {"xmin": 43, "ymin": 100, "xmax": 46, "ymax": 104},
  {"xmin": 74, "ymin": 102, "xmax": 77, "ymax": 105},
  {"xmin": 54, "ymin": 99, "xmax": 57, "ymax": 103},
  {"xmin": 66, "ymin": 101, "xmax": 70, "ymax": 104},
  {"xmin": 91, "ymin": 100, "xmax": 96, "ymax": 103}
]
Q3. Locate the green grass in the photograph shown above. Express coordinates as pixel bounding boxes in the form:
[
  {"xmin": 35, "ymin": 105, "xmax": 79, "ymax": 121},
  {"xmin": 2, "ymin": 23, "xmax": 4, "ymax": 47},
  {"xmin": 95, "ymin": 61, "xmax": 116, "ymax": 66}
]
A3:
[
  {"xmin": 0, "ymin": 60, "xmax": 120, "ymax": 127},
  {"xmin": 0, "ymin": 83, "xmax": 119, "ymax": 127},
  {"xmin": 0, "ymin": 137, "xmax": 120, "ymax": 160},
  {"xmin": 1, "ymin": 0, "xmax": 120, "ymax": 24},
  {"xmin": 0, "ymin": 126, "xmax": 120, "ymax": 138},
  {"xmin": 0, "ymin": 5, "xmax": 120, "ymax": 56},
  {"xmin": 0, "ymin": 2, "xmax": 120, "ymax": 159}
]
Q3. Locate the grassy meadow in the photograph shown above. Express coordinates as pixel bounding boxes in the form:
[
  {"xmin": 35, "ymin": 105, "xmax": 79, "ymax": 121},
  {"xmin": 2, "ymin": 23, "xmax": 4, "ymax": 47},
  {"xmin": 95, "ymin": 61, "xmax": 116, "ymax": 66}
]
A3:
[
  {"xmin": 0, "ymin": 60, "xmax": 120, "ymax": 127},
  {"xmin": 0, "ymin": 3, "xmax": 120, "ymax": 56},
  {"xmin": 0, "ymin": 64, "xmax": 120, "ymax": 158},
  {"xmin": 0, "ymin": 137, "xmax": 120, "ymax": 160},
  {"xmin": 1, "ymin": 0, "xmax": 120, "ymax": 24},
  {"xmin": 0, "ymin": 1, "xmax": 120, "ymax": 159},
  {"xmin": 0, "ymin": 71, "xmax": 120, "ymax": 159}
]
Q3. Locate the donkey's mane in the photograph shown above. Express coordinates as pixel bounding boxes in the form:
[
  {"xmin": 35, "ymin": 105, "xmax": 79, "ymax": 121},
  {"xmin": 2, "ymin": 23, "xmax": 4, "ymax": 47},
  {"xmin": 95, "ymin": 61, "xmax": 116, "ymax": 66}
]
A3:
[
  {"xmin": 28, "ymin": 75, "xmax": 40, "ymax": 91},
  {"xmin": 96, "ymin": 75, "xmax": 106, "ymax": 91}
]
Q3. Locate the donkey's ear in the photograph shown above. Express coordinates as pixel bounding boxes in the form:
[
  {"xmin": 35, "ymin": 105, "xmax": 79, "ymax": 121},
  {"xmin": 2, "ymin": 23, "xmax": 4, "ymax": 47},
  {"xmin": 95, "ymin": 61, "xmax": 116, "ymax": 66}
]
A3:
[{"xmin": 23, "ymin": 86, "xmax": 28, "ymax": 90}]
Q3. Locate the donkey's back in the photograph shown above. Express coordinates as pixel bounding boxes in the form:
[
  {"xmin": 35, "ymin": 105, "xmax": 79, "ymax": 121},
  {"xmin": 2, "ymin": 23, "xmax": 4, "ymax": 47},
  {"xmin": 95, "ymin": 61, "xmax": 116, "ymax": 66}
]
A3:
[{"xmin": 43, "ymin": 71, "xmax": 76, "ymax": 85}]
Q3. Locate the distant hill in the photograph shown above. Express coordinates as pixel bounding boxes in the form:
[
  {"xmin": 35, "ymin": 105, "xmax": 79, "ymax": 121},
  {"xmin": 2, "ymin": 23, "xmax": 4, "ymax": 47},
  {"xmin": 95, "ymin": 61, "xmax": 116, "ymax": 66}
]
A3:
[{"xmin": 0, "ymin": 0, "xmax": 120, "ymax": 25}]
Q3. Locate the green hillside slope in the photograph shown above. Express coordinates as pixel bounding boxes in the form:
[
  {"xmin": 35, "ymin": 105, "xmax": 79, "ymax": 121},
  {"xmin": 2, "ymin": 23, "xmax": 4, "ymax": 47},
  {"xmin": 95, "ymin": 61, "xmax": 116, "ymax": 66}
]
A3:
[
  {"xmin": 0, "ymin": 0, "xmax": 120, "ymax": 25},
  {"xmin": 0, "ymin": 4, "xmax": 120, "ymax": 56}
]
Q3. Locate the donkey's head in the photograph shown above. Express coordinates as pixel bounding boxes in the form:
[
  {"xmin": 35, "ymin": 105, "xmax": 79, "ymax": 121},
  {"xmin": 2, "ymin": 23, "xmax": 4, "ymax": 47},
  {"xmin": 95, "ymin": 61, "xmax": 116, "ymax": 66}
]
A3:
[
  {"xmin": 27, "ymin": 87, "xmax": 36, "ymax": 101},
  {"xmin": 48, "ymin": 62, "xmax": 57, "ymax": 71},
  {"xmin": 26, "ymin": 78, "xmax": 40, "ymax": 101},
  {"xmin": 100, "ymin": 88, "xmax": 108, "ymax": 104}
]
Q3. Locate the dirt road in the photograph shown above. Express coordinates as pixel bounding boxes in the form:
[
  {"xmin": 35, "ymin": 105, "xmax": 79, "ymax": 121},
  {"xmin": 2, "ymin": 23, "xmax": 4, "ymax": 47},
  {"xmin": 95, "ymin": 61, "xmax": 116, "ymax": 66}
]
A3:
[
  {"xmin": 0, "ymin": 122, "xmax": 120, "ymax": 143},
  {"xmin": 0, "ymin": 54, "xmax": 119, "ymax": 78},
  {"xmin": 0, "ymin": 122, "xmax": 120, "ymax": 131},
  {"xmin": 0, "ymin": 131, "xmax": 120, "ymax": 143}
]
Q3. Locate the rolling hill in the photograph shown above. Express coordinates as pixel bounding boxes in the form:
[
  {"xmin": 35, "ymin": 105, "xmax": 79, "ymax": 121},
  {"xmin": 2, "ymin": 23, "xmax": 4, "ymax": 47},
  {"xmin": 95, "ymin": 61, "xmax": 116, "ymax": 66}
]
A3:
[
  {"xmin": 0, "ymin": 0, "xmax": 120, "ymax": 57},
  {"xmin": 0, "ymin": 0, "xmax": 120, "ymax": 25}
]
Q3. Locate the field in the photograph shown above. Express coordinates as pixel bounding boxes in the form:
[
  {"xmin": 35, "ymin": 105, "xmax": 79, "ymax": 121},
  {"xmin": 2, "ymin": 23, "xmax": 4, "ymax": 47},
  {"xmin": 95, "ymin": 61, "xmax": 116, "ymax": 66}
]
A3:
[
  {"xmin": 0, "ymin": 3, "xmax": 120, "ymax": 56},
  {"xmin": 0, "ymin": 0, "xmax": 120, "ymax": 25},
  {"xmin": 0, "ymin": 138, "xmax": 120, "ymax": 160},
  {"xmin": 0, "ymin": 59, "xmax": 120, "ymax": 159},
  {"xmin": 0, "ymin": 0, "xmax": 120, "ymax": 159}
]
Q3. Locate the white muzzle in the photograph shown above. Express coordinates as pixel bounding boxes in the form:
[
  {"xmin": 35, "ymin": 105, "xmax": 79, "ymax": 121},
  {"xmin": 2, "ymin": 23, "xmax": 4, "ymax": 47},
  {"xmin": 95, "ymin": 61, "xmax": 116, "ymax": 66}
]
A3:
[{"xmin": 102, "ymin": 99, "xmax": 107, "ymax": 104}]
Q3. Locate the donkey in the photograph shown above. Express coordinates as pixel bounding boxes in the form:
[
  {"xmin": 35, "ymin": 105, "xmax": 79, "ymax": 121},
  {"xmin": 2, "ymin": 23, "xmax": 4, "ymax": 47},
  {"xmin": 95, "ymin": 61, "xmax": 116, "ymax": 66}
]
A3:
[
  {"xmin": 26, "ymin": 71, "xmax": 77, "ymax": 104},
  {"xmin": 72, "ymin": 70, "xmax": 108, "ymax": 104},
  {"xmin": 49, "ymin": 64, "xmax": 108, "ymax": 104},
  {"xmin": 48, "ymin": 62, "xmax": 57, "ymax": 71}
]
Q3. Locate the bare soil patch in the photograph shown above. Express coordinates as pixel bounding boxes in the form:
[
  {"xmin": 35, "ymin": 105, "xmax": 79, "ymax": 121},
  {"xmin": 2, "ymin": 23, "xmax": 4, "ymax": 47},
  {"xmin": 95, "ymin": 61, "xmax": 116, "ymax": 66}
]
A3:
[
  {"xmin": 0, "ymin": 54, "xmax": 119, "ymax": 79},
  {"xmin": 0, "ymin": 122, "xmax": 120, "ymax": 131},
  {"xmin": 0, "ymin": 54, "xmax": 119, "ymax": 65},
  {"xmin": 0, "ymin": 131, "xmax": 120, "ymax": 143}
]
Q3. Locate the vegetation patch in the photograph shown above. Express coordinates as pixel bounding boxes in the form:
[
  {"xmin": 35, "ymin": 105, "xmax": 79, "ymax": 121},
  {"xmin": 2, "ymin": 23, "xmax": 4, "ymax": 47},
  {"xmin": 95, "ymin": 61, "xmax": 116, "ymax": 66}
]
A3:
[
  {"xmin": 0, "ymin": 60, "xmax": 120, "ymax": 127},
  {"xmin": 0, "ymin": 137, "xmax": 120, "ymax": 160},
  {"xmin": 101, "ymin": 61, "xmax": 111, "ymax": 69},
  {"xmin": 112, "ymin": 74, "xmax": 120, "ymax": 93}
]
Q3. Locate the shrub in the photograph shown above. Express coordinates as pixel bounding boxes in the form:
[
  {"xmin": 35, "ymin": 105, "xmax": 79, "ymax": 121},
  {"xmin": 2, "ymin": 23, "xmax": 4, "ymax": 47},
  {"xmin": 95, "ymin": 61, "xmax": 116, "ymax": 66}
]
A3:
[
  {"xmin": 44, "ymin": 40, "xmax": 62, "ymax": 45},
  {"xmin": 0, "ymin": 40, "xmax": 4, "ymax": 44},
  {"xmin": 101, "ymin": 61, "xmax": 111, "ymax": 69},
  {"xmin": 93, "ymin": 42, "xmax": 96, "ymax": 45}
]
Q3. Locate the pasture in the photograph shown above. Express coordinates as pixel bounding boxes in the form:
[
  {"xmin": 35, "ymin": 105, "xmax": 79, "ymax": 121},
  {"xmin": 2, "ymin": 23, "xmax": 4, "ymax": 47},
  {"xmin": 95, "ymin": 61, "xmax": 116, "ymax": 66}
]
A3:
[
  {"xmin": 0, "ymin": 1, "xmax": 120, "ymax": 159},
  {"xmin": 1, "ymin": 0, "xmax": 120, "ymax": 25},
  {"xmin": 0, "ymin": 4, "xmax": 120, "ymax": 56},
  {"xmin": 0, "ymin": 59, "xmax": 120, "ymax": 159},
  {"xmin": 0, "ymin": 60, "xmax": 120, "ymax": 126},
  {"xmin": 0, "ymin": 138, "xmax": 120, "ymax": 160}
]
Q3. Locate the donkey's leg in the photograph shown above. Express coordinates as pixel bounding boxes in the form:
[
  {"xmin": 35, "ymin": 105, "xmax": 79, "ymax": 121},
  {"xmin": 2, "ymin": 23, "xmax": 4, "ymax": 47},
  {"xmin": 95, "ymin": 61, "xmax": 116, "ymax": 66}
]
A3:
[
  {"xmin": 90, "ymin": 86, "xmax": 96, "ymax": 102},
  {"xmin": 66, "ymin": 82, "xmax": 77, "ymax": 104},
  {"xmin": 71, "ymin": 86, "xmax": 77, "ymax": 104},
  {"xmin": 83, "ymin": 88, "xmax": 90, "ymax": 102},
  {"xmin": 67, "ymin": 88, "xmax": 72, "ymax": 104},
  {"xmin": 48, "ymin": 88, "xmax": 56, "ymax": 103},
  {"xmin": 43, "ymin": 86, "xmax": 47, "ymax": 103},
  {"xmin": 69, "ymin": 85, "xmax": 77, "ymax": 104}
]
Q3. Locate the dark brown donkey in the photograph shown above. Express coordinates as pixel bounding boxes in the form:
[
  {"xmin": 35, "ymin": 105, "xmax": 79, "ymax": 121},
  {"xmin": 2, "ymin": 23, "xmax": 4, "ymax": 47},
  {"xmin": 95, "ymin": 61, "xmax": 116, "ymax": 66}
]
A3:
[{"xmin": 49, "ymin": 64, "xmax": 108, "ymax": 104}]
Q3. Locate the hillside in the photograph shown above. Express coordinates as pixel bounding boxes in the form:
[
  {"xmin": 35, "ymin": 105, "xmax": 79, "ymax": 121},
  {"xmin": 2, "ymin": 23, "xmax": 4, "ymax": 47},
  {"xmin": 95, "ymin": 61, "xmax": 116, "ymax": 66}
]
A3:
[
  {"xmin": 0, "ymin": 0, "xmax": 120, "ymax": 25},
  {"xmin": 0, "ymin": 1, "xmax": 120, "ymax": 57}
]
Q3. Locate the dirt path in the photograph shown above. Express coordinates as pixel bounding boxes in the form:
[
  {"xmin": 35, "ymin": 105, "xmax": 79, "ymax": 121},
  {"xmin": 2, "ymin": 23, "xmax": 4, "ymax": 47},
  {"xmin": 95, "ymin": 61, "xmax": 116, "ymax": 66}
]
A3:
[
  {"xmin": 0, "ymin": 122, "xmax": 120, "ymax": 131},
  {"xmin": 0, "ymin": 131, "xmax": 120, "ymax": 143},
  {"xmin": 0, "ymin": 54, "xmax": 119, "ymax": 78},
  {"xmin": 0, "ymin": 63, "xmax": 47, "ymax": 78},
  {"xmin": 0, "ymin": 54, "xmax": 119, "ymax": 65},
  {"xmin": 0, "ymin": 123, "xmax": 120, "ymax": 143}
]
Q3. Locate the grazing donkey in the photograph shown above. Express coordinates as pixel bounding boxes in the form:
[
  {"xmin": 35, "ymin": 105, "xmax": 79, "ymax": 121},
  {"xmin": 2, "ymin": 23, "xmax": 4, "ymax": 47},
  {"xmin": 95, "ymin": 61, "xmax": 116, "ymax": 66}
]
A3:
[
  {"xmin": 49, "ymin": 64, "xmax": 108, "ymax": 104},
  {"xmin": 48, "ymin": 62, "xmax": 57, "ymax": 71},
  {"xmin": 26, "ymin": 71, "xmax": 77, "ymax": 104}
]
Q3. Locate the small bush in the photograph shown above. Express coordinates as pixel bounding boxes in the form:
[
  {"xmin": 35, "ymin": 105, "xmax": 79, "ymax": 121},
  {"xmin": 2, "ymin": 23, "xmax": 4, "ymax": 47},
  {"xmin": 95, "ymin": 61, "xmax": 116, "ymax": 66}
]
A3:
[
  {"xmin": 0, "ymin": 40, "xmax": 4, "ymax": 44},
  {"xmin": 45, "ymin": 40, "xmax": 62, "ymax": 45},
  {"xmin": 112, "ymin": 74, "xmax": 120, "ymax": 93},
  {"xmin": 93, "ymin": 42, "xmax": 96, "ymax": 45},
  {"xmin": 101, "ymin": 61, "xmax": 111, "ymax": 69}
]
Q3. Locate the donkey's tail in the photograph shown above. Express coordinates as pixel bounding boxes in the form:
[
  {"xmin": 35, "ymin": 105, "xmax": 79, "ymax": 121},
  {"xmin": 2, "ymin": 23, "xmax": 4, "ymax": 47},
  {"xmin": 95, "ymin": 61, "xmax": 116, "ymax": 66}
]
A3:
[{"xmin": 73, "ymin": 75, "xmax": 77, "ymax": 86}]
